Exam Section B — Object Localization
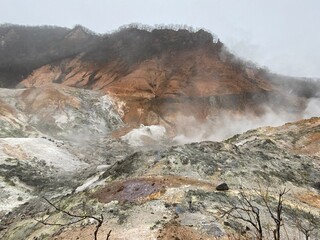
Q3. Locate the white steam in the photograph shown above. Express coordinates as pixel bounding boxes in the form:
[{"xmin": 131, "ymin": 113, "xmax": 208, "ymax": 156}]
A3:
[
  {"xmin": 303, "ymin": 98, "xmax": 320, "ymax": 118},
  {"xmin": 121, "ymin": 125, "xmax": 166, "ymax": 147},
  {"xmin": 173, "ymin": 99, "xmax": 319, "ymax": 144},
  {"xmin": 122, "ymin": 98, "xmax": 319, "ymax": 147},
  {"xmin": 172, "ymin": 110, "xmax": 290, "ymax": 144}
]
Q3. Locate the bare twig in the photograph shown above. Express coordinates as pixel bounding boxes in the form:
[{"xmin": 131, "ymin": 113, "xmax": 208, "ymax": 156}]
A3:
[
  {"xmin": 222, "ymin": 186, "xmax": 291, "ymax": 240},
  {"xmin": 106, "ymin": 230, "xmax": 112, "ymax": 240},
  {"xmin": 34, "ymin": 197, "xmax": 110, "ymax": 240},
  {"xmin": 295, "ymin": 211, "xmax": 317, "ymax": 240},
  {"xmin": 260, "ymin": 188, "xmax": 289, "ymax": 240},
  {"xmin": 221, "ymin": 189, "xmax": 264, "ymax": 240}
]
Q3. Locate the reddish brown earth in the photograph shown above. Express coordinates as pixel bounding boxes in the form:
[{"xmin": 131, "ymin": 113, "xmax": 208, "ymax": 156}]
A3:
[
  {"xmin": 19, "ymin": 85, "xmax": 81, "ymax": 114},
  {"xmin": 157, "ymin": 220, "xmax": 216, "ymax": 240},
  {"xmin": 1, "ymin": 26, "xmax": 317, "ymax": 137},
  {"xmin": 19, "ymin": 28, "xmax": 289, "ymax": 131},
  {"xmin": 297, "ymin": 192, "xmax": 320, "ymax": 208}
]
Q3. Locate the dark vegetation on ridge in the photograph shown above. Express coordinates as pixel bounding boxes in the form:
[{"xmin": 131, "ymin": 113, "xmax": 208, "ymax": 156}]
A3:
[
  {"xmin": 0, "ymin": 24, "xmax": 99, "ymax": 87},
  {"xmin": 1, "ymin": 23, "xmax": 319, "ymax": 97}
]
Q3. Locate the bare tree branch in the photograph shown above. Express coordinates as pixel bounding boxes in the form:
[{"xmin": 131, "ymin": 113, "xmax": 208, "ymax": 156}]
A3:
[
  {"xmin": 295, "ymin": 211, "xmax": 318, "ymax": 240},
  {"xmin": 34, "ymin": 197, "xmax": 111, "ymax": 240},
  {"xmin": 106, "ymin": 230, "xmax": 112, "ymax": 240},
  {"xmin": 260, "ymin": 188, "xmax": 289, "ymax": 240},
  {"xmin": 221, "ymin": 186, "xmax": 292, "ymax": 240},
  {"xmin": 221, "ymin": 189, "xmax": 264, "ymax": 240}
]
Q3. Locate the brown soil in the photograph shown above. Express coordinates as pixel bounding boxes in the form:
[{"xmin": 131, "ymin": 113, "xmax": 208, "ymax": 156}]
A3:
[
  {"xmin": 157, "ymin": 221, "xmax": 215, "ymax": 240},
  {"xmin": 297, "ymin": 192, "xmax": 320, "ymax": 208},
  {"xmin": 294, "ymin": 132, "xmax": 320, "ymax": 156},
  {"xmin": 52, "ymin": 224, "xmax": 112, "ymax": 240},
  {"xmin": 18, "ymin": 85, "xmax": 80, "ymax": 114},
  {"xmin": 0, "ymin": 100, "xmax": 16, "ymax": 116},
  {"xmin": 20, "ymin": 34, "xmax": 276, "ymax": 129}
]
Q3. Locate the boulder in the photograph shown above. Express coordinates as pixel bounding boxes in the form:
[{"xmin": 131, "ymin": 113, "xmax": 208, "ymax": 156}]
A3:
[{"xmin": 216, "ymin": 183, "xmax": 229, "ymax": 191}]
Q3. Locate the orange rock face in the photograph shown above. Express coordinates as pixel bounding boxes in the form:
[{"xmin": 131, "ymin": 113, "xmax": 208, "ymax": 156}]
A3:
[{"xmin": 20, "ymin": 28, "xmax": 299, "ymax": 132}]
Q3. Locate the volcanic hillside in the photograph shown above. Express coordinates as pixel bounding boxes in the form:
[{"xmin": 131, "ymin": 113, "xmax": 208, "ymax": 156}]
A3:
[
  {"xmin": 0, "ymin": 24, "xmax": 315, "ymax": 133},
  {"xmin": 0, "ymin": 24, "xmax": 320, "ymax": 240}
]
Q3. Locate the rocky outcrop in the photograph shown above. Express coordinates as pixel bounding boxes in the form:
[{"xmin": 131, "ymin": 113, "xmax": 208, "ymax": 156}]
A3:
[
  {"xmin": 0, "ymin": 25, "xmax": 313, "ymax": 134},
  {"xmin": 18, "ymin": 27, "xmax": 310, "ymax": 134},
  {"xmin": 0, "ymin": 25, "xmax": 319, "ymax": 240},
  {"xmin": 0, "ymin": 84, "xmax": 123, "ymax": 139},
  {"xmin": 0, "ymin": 84, "xmax": 127, "ymax": 217},
  {"xmin": 1, "ymin": 118, "xmax": 319, "ymax": 239}
]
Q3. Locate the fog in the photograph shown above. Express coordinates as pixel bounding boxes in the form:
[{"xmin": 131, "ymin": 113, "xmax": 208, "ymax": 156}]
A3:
[
  {"xmin": 173, "ymin": 98, "xmax": 320, "ymax": 144},
  {"xmin": 120, "ymin": 96, "xmax": 319, "ymax": 147},
  {"xmin": 303, "ymin": 98, "xmax": 320, "ymax": 119}
]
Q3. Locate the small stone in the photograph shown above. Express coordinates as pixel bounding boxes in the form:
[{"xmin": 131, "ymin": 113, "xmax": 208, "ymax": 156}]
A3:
[
  {"xmin": 216, "ymin": 183, "xmax": 229, "ymax": 191},
  {"xmin": 312, "ymin": 181, "xmax": 320, "ymax": 191}
]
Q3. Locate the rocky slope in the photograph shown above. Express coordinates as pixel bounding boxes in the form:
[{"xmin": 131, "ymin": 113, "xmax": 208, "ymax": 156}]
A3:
[
  {"xmin": 0, "ymin": 24, "xmax": 319, "ymax": 239},
  {"xmin": 0, "ymin": 84, "xmax": 123, "ymax": 139},
  {"xmin": 2, "ymin": 25, "xmax": 319, "ymax": 137},
  {"xmin": 0, "ymin": 83, "xmax": 130, "ymax": 217},
  {"xmin": 0, "ymin": 118, "xmax": 319, "ymax": 239},
  {"xmin": 17, "ymin": 26, "xmax": 316, "ymax": 133}
]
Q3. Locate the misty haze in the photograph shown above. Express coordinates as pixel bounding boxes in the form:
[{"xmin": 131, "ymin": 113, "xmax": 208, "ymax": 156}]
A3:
[{"xmin": 0, "ymin": 1, "xmax": 320, "ymax": 239}]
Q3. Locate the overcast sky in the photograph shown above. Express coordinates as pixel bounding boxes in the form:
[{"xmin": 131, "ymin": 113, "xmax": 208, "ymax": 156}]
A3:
[{"xmin": 1, "ymin": 0, "xmax": 319, "ymax": 78}]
